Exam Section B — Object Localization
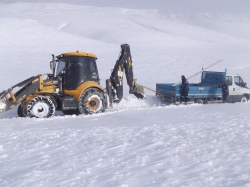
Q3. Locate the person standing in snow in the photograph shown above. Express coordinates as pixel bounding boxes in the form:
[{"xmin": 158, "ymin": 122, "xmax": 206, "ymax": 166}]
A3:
[
  {"xmin": 180, "ymin": 75, "xmax": 189, "ymax": 103},
  {"xmin": 221, "ymin": 81, "xmax": 229, "ymax": 103}
]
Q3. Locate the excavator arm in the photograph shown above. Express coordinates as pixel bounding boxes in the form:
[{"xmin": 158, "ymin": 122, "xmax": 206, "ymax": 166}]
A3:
[{"xmin": 107, "ymin": 44, "xmax": 145, "ymax": 104}]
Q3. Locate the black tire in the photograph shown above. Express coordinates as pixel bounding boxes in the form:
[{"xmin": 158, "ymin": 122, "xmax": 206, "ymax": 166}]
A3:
[
  {"xmin": 26, "ymin": 96, "xmax": 55, "ymax": 118},
  {"xmin": 17, "ymin": 104, "xmax": 27, "ymax": 117},
  {"xmin": 78, "ymin": 88, "xmax": 106, "ymax": 115},
  {"xmin": 195, "ymin": 99, "xmax": 204, "ymax": 104},
  {"xmin": 206, "ymin": 98, "xmax": 215, "ymax": 104},
  {"xmin": 241, "ymin": 96, "xmax": 248, "ymax": 102},
  {"xmin": 62, "ymin": 109, "xmax": 80, "ymax": 116}
]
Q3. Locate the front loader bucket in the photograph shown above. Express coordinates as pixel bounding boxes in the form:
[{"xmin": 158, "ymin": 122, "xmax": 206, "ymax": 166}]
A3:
[
  {"xmin": 0, "ymin": 75, "xmax": 41, "ymax": 114},
  {"xmin": 0, "ymin": 98, "xmax": 7, "ymax": 113}
]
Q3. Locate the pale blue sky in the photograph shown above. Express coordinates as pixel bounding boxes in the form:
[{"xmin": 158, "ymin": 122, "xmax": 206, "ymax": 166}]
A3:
[{"xmin": 13, "ymin": 0, "xmax": 250, "ymax": 14}]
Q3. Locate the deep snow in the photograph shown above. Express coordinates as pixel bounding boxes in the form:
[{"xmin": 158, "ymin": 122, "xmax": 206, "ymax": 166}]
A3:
[{"xmin": 0, "ymin": 1, "xmax": 250, "ymax": 187}]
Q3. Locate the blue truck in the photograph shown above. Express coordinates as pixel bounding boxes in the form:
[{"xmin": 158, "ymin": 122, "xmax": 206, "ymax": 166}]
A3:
[{"xmin": 156, "ymin": 70, "xmax": 226, "ymax": 104}]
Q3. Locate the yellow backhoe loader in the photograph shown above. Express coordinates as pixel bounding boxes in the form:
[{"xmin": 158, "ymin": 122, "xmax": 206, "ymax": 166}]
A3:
[{"xmin": 0, "ymin": 44, "xmax": 145, "ymax": 118}]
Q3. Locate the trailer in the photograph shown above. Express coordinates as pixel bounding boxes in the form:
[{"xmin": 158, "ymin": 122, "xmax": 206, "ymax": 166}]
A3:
[{"xmin": 156, "ymin": 70, "xmax": 226, "ymax": 104}]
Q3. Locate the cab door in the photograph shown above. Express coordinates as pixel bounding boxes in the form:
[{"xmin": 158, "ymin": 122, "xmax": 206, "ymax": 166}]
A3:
[
  {"xmin": 228, "ymin": 76, "xmax": 247, "ymax": 102},
  {"xmin": 226, "ymin": 76, "xmax": 234, "ymax": 102},
  {"xmin": 233, "ymin": 76, "xmax": 244, "ymax": 101}
]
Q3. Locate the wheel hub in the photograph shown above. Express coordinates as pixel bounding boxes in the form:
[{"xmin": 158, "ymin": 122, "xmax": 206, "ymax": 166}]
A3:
[
  {"xmin": 32, "ymin": 102, "xmax": 49, "ymax": 118},
  {"xmin": 38, "ymin": 108, "xmax": 44, "ymax": 113},
  {"xmin": 90, "ymin": 100, "xmax": 96, "ymax": 107},
  {"xmin": 87, "ymin": 95, "xmax": 102, "ymax": 111}
]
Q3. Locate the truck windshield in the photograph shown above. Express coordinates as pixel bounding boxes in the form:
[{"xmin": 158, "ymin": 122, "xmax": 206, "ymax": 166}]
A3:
[
  {"xmin": 55, "ymin": 59, "xmax": 66, "ymax": 76},
  {"xmin": 234, "ymin": 76, "xmax": 245, "ymax": 87}
]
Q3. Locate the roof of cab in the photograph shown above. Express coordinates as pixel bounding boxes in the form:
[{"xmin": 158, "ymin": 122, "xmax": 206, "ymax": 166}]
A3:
[
  {"xmin": 57, "ymin": 51, "xmax": 97, "ymax": 59},
  {"xmin": 226, "ymin": 74, "xmax": 239, "ymax": 76}
]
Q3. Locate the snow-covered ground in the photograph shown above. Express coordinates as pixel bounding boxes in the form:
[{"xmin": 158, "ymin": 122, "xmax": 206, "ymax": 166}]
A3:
[{"xmin": 0, "ymin": 1, "xmax": 250, "ymax": 187}]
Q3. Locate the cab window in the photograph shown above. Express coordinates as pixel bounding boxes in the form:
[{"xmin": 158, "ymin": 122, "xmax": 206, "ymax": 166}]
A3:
[
  {"xmin": 226, "ymin": 76, "xmax": 232, "ymax": 86},
  {"xmin": 234, "ymin": 76, "xmax": 245, "ymax": 87},
  {"xmin": 55, "ymin": 59, "xmax": 66, "ymax": 76}
]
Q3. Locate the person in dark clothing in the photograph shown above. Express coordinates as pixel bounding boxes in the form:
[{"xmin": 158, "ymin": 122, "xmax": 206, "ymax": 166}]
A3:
[
  {"xmin": 221, "ymin": 81, "xmax": 229, "ymax": 102},
  {"xmin": 180, "ymin": 75, "xmax": 189, "ymax": 103}
]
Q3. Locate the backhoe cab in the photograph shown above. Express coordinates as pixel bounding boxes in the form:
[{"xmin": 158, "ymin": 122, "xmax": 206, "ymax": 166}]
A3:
[{"xmin": 0, "ymin": 44, "xmax": 145, "ymax": 118}]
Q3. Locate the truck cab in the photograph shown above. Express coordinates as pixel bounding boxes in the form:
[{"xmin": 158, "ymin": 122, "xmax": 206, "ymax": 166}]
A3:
[{"xmin": 226, "ymin": 74, "xmax": 250, "ymax": 102}]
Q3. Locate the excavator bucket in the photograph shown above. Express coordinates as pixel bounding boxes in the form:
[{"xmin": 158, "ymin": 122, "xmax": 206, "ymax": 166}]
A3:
[{"xmin": 131, "ymin": 84, "xmax": 145, "ymax": 99}]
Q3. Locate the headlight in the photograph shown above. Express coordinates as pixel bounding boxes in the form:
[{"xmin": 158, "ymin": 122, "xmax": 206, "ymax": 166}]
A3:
[{"xmin": 0, "ymin": 99, "xmax": 7, "ymax": 111}]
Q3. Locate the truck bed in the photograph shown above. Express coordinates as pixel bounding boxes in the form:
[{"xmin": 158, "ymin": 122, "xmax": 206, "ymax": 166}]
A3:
[
  {"xmin": 156, "ymin": 83, "xmax": 222, "ymax": 103},
  {"xmin": 156, "ymin": 70, "xmax": 226, "ymax": 103}
]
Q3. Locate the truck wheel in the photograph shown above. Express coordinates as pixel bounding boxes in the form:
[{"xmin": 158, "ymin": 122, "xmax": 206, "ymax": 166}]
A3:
[
  {"xmin": 78, "ymin": 88, "xmax": 106, "ymax": 115},
  {"xmin": 207, "ymin": 98, "xmax": 215, "ymax": 104},
  {"xmin": 62, "ymin": 109, "xmax": 80, "ymax": 116},
  {"xmin": 17, "ymin": 104, "xmax": 27, "ymax": 117},
  {"xmin": 241, "ymin": 96, "xmax": 248, "ymax": 102},
  {"xmin": 26, "ymin": 96, "xmax": 55, "ymax": 118},
  {"xmin": 195, "ymin": 99, "xmax": 204, "ymax": 104}
]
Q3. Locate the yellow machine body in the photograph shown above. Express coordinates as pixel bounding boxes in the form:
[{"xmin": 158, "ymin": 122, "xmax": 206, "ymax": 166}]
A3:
[{"xmin": 64, "ymin": 81, "xmax": 103, "ymax": 100}]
